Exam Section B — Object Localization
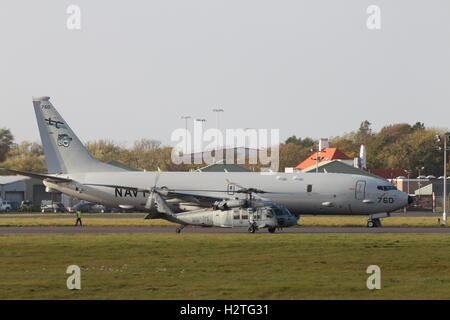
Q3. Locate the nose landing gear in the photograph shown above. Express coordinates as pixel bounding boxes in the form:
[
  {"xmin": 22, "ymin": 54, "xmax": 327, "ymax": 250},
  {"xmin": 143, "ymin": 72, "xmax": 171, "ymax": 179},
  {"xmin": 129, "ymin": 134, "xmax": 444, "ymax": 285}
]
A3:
[{"xmin": 367, "ymin": 213, "xmax": 390, "ymax": 228}]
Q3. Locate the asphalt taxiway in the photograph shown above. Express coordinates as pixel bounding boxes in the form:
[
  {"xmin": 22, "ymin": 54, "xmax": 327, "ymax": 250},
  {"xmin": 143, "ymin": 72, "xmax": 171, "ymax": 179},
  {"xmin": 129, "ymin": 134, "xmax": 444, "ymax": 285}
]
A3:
[{"xmin": 1, "ymin": 225, "xmax": 449, "ymax": 235}]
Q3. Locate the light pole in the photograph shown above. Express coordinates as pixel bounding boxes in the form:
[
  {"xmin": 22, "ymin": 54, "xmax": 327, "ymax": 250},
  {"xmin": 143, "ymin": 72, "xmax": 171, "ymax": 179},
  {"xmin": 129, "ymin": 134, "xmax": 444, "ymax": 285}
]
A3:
[
  {"xmin": 405, "ymin": 169, "xmax": 411, "ymax": 195},
  {"xmin": 195, "ymin": 118, "xmax": 206, "ymax": 161},
  {"xmin": 416, "ymin": 166, "xmax": 425, "ymax": 200},
  {"xmin": 181, "ymin": 116, "xmax": 191, "ymax": 156},
  {"xmin": 310, "ymin": 148, "xmax": 325, "ymax": 173},
  {"xmin": 437, "ymin": 134, "xmax": 449, "ymax": 225},
  {"xmin": 404, "ymin": 170, "xmax": 411, "ymax": 215},
  {"xmin": 212, "ymin": 108, "xmax": 224, "ymax": 162}
]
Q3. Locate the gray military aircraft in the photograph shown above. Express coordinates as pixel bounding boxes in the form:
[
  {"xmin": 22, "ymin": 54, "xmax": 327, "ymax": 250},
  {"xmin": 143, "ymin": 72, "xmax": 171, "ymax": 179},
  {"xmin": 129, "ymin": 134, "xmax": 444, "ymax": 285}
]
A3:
[
  {"xmin": 2, "ymin": 97, "xmax": 413, "ymax": 231},
  {"xmin": 144, "ymin": 176, "xmax": 299, "ymax": 233}
]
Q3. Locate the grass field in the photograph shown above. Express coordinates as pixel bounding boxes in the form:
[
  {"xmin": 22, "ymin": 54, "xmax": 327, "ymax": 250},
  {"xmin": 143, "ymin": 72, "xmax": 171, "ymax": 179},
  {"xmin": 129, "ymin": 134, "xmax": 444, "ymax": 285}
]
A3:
[
  {"xmin": 0, "ymin": 215, "xmax": 444, "ymax": 227},
  {"xmin": 1, "ymin": 233, "xmax": 450, "ymax": 299}
]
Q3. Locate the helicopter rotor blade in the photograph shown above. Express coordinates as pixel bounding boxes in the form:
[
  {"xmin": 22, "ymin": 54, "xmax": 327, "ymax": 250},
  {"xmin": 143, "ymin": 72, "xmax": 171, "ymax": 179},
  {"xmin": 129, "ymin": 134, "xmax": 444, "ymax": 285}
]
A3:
[
  {"xmin": 145, "ymin": 191, "xmax": 155, "ymax": 210},
  {"xmin": 153, "ymin": 170, "xmax": 162, "ymax": 190},
  {"xmin": 146, "ymin": 170, "xmax": 163, "ymax": 211}
]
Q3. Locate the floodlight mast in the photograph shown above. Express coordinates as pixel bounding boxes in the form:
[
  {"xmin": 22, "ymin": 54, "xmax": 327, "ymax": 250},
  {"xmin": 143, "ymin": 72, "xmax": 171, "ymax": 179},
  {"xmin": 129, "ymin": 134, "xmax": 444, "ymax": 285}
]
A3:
[
  {"xmin": 444, "ymin": 135, "xmax": 448, "ymax": 225},
  {"xmin": 212, "ymin": 108, "xmax": 224, "ymax": 163},
  {"xmin": 437, "ymin": 134, "xmax": 449, "ymax": 225},
  {"xmin": 181, "ymin": 116, "xmax": 191, "ymax": 158}
]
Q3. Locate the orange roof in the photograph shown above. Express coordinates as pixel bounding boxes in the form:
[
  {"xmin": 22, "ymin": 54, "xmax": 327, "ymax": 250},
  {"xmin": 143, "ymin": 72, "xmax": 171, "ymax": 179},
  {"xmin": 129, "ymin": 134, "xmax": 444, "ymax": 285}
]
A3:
[{"xmin": 295, "ymin": 148, "xmax": 352, "ymax": 170}]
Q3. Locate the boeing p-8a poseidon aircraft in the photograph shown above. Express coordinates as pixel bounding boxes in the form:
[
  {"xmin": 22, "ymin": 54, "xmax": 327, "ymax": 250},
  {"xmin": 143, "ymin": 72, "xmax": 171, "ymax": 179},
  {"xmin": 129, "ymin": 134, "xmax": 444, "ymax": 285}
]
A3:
[{"xmin": 3, "ymin": 97, "xmax": 412, "ymax": 228}]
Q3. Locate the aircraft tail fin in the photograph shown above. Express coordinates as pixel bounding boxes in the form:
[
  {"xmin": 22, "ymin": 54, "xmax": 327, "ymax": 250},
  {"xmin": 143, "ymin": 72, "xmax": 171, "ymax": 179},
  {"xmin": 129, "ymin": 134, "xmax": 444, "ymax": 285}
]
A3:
[{"xmin": 33, "ymin": 96, "xmax": 126, "ymax": 174}]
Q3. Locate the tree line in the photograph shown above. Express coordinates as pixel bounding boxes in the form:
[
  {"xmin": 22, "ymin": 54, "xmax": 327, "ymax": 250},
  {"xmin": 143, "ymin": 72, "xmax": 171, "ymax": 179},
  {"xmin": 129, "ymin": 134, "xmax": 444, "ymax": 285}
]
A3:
[
  {"xmin": 0, "ymin": 121, "xmax": 448, "ymax": 177},
  {"xmin": 282, "ymin": 121, "xmax": 449, "ymax": 177}
]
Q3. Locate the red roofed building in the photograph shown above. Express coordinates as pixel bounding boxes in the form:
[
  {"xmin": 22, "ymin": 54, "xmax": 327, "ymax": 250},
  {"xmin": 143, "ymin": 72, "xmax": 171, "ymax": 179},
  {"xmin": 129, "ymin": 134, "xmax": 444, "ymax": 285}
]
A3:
[
  {"xmin": 295, "ymin": 148, "xmax": 352, "ymax": 170},
  {"xmin": 364, "ymin": 168, "xmax": 408, "ymax": 180}
]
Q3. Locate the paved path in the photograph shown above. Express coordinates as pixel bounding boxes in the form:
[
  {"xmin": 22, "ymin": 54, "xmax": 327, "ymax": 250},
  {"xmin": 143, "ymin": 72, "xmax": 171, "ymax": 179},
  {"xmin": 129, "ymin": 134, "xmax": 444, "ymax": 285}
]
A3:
[{"xmin": 1, "ymin": 225, "xmax": 449, "ymax": 235}]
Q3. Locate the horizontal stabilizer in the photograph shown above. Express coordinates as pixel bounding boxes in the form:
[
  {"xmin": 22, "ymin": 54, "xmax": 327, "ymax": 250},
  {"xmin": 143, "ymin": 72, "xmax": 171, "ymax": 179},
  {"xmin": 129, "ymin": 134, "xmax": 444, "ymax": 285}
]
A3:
[{"xmin": 0, "ymin": 168, "xmax": 72, "ymax": 182}]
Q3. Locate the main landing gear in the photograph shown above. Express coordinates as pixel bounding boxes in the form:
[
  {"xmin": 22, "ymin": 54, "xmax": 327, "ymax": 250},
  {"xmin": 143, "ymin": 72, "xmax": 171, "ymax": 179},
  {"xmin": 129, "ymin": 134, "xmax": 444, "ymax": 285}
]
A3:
[
  {"xmin": 248, "ymin": 223, "xmax": 258, "ymax": 233},
  {"xmin": 367, "ymin": 218, "xmax": 382, "ymax": 228},
  {"xmin": 176, "ymin": 225, "xmax": 186, "ymax": 233}
]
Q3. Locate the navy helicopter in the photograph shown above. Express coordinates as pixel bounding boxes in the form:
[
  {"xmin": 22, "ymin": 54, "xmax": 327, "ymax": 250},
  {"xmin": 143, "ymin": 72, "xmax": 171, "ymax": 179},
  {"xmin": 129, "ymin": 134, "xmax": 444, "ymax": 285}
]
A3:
[{"xmin": 143, "ymin": 177, "xmax": 299, "ymax": 233}]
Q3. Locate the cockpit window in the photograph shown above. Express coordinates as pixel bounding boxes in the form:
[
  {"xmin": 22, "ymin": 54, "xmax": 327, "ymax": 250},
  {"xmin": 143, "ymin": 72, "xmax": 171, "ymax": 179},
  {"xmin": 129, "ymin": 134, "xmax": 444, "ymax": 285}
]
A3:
[
  {"xmin": 377, "ymin": 185, "xmax": 397, "ymax": 191},
  {"xmin": 272, "ymin": 208, "xmax": 285, "ymax": 216}
]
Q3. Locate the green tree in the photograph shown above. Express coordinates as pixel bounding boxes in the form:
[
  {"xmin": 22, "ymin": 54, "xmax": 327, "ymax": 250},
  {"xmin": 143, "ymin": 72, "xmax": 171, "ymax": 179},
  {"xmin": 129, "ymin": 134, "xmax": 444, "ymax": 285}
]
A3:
[
  {"xmin": 278, "ymin": 143, "xmax": 312, "ymax": 172},
  {"xmin": 0, "ymin": 128, "xmax": 14, "ymax": 162},
  {"xmin": 284, "ymin": 135, "xmax": 316, "ymax": 148},
  {"xmin": 412, "ymin": 122, "xmax": 425, "ymax": 131},
  {"xmin": 86, "ymin": 140, "xmax": 127, "ymax": 163},
  {"xmin": 354, "ymin": 120, "xmax": 373, "ymax": 144}
]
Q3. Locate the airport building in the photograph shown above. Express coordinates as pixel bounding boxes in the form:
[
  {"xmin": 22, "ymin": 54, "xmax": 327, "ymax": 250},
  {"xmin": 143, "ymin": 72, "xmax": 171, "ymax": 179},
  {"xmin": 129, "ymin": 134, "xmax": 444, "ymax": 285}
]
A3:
[
  {"xmin": 185, "ymin": 147, "xmax": 261, "ymax": 165},
  {"xmin": 292, "ymin": 159, "xmax": 379, "ymax": 178},
  {"xmin": 196, "ymin": 162, "xmax": 251, "ymax": 172},
  {"xmin": 0, "ymin": 175, "xmax": 61, "ymax": 210},
  {"xmin": 412, "ymin": 182, "xmax": 450, "ymax": 211}
]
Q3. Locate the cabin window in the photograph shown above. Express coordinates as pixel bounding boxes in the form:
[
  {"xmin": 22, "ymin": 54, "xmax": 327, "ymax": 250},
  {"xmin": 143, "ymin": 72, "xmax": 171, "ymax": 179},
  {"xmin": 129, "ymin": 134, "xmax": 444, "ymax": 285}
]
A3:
[
  {"xmin": 307, "ymin": 184, "xmax": 313, "ymax": 192},
  {"xmin": 241, "ymin": 214, "xmax": 248, "ymax": 220},
  {"xmin": 233, "ymin": 211, "xmax": 240, "ymax": 220}
]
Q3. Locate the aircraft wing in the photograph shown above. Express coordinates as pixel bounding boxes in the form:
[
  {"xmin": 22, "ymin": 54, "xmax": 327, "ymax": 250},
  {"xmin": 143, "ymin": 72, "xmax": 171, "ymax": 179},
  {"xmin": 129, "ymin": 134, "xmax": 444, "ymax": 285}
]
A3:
[{"xmin": 0, "ymin": 168, "xmax": 72, "ymax": 183}]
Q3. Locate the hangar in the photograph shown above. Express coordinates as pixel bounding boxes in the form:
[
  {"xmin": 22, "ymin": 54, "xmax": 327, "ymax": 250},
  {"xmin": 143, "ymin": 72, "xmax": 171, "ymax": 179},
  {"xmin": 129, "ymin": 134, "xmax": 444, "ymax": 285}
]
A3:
[{"xmin": 0, "ymin": 176, "xmax": 61, "ymax": 210}]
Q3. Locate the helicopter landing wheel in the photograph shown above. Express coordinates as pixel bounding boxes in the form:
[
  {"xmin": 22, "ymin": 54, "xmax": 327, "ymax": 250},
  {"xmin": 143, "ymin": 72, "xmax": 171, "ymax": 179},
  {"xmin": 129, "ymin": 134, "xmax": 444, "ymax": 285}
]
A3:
[{"xmin": 268, "ymin": 227, "xmax": 276, "ymax": 233}]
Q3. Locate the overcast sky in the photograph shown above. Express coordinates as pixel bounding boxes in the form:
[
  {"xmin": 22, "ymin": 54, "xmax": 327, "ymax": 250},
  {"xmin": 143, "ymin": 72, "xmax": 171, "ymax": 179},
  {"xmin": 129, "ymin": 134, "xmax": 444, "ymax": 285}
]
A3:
[{"xmin": 1, "ymin": 0, "xmax": 449, "ymax": 147}]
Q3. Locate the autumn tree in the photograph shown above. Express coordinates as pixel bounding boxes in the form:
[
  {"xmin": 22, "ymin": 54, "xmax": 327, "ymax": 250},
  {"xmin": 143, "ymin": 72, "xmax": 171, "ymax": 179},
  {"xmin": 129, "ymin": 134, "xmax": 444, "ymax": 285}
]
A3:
[
  {"xmin": 278, "ymin": 143, "xmax": 312, "ymax": 172},
  {"xmin": 0, "ymin": 128, "xmax": 14, "ymax": 162},
  {"xmin": 284, "ymin": 136, "xmax": 316, "ymax": 149},
  {"xmin": 0, "ymin": 141, "xmax": 46, "ymax": 173}
]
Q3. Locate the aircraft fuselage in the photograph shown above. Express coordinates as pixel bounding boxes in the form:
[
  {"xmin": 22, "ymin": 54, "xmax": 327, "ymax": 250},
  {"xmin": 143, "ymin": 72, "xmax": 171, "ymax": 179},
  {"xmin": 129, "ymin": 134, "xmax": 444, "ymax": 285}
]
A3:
[{"xmin": 45, "ymin": 171, "xmax": 409, "ymax": 216}]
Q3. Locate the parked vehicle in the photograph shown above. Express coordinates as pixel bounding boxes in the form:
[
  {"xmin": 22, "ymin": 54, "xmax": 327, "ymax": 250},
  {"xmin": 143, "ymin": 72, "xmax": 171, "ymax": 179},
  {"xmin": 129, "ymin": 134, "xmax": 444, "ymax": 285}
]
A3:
[
  {"xmin": 0, "ymin": 200, "xmax": 12, "ymax": 213},
  {"xmin": 19, "ymin": 200, "xmax": 33, "ymax": 212},
  {"xmin": 41, "ymin": 200, "xmax": 66, "ymax": 213},
  {"xmin": 68, "ymin": 201, "xmax": 118, "ymax": 213},
  {"xmin": 68, "ymin": 201, "xmax": 94, "ymax": 213},
  {"xmin": 91, "ymin": 204, "xmax": 107, "ymax": 213}
]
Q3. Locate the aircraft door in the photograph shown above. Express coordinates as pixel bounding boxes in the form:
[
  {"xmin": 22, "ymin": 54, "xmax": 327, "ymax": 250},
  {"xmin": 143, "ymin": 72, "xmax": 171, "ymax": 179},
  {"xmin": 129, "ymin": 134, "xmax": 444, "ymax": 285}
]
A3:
[
  {"xmin": 355, "ymin": 180, "xmax": 366, "ymax": 200},
  {"xmin": 248, "ymin": 210, "xmax": 259, "ymax": 225},
  {"xmin": 222, "ymin": 211, "xmax": 232, "ymax": 227}
]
